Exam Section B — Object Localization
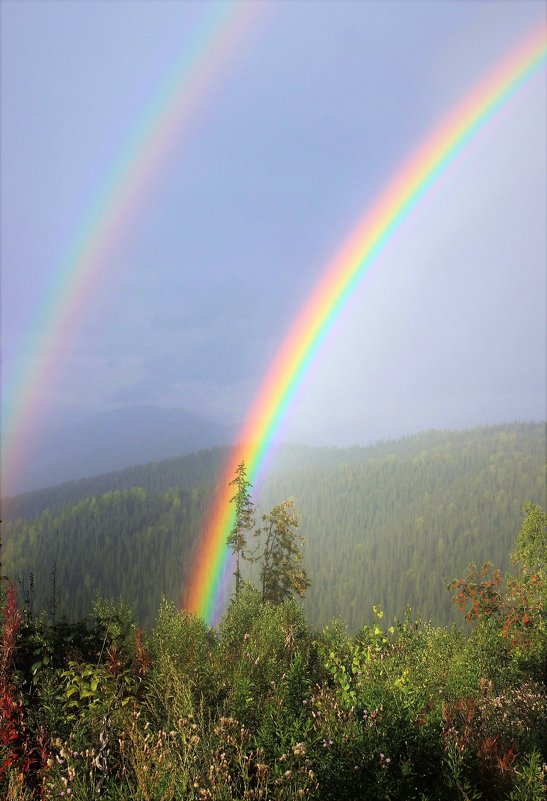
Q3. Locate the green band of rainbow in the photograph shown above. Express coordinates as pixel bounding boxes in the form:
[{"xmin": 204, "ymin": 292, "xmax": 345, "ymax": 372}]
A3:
[{"xmin": 185, "ymin": 24, "xmax": 547, "ymax": 625}]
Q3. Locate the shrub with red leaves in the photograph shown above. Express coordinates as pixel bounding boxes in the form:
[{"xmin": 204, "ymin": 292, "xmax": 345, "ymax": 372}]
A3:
[
  {"xmin": 0, "ymin": 583, "xmax": 21, "ymax": 693},
  {"xmin": 0, "ymin": 583, "xmax": 46, "ymax": 793},
  {"xmin": 448, "ymin": 562, "xmax": 543, "ymax": 649}
]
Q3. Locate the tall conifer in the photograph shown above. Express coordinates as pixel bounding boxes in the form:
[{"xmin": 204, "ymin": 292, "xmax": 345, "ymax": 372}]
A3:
[{"xmin": 227, "ymin": 461, "xmax": 255, "ymax": 595}]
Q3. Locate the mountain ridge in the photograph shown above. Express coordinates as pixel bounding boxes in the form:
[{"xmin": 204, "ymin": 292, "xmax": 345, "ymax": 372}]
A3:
[{"xmin": 4, "ymin": 404, "xmax": 235, "ymax": 495}]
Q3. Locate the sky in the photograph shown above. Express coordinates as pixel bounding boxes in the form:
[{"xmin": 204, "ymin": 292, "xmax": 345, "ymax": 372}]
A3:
[{"xmin": 1, "ymin": 1, "xmax": 546, "ymax": 482}]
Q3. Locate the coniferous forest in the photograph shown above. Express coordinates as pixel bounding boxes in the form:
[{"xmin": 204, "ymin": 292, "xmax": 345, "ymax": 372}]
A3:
[
  {"xmin": 0, "ymin": 422, "xmax": 545, "ymax": 799},
  {"xmin": 2, "ymin": 423, "xmax": 544, "ymax": 628}
]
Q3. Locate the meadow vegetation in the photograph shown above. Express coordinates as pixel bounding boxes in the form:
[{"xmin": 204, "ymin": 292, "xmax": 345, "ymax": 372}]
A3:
[{"xmin": 1, "ymin": 501, "xmax": 545, "ymax": 800}]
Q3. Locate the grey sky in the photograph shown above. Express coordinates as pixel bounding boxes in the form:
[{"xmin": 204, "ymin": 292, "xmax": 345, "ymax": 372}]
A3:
[{"xmin": 1, "ymin": 1, "xmax": 545, "ymax": 462}]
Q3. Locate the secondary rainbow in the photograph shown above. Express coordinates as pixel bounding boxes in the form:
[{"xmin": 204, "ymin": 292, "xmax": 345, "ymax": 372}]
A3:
[
  {"xmin": 186, "ymin": 25, "xmax": 547, "ymax": 624},
  {"xmin": 1, "ymin": 1, "xmax": 264, "ymax": 495}
]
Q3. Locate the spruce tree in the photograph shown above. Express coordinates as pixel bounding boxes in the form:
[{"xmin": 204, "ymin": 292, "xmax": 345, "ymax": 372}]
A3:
[{"xmin": 227, "ymin": 461, "xmax": 255, "ymax": 595}]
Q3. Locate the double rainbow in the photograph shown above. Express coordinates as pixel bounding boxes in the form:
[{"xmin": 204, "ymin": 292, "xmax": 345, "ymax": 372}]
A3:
[{"xmin": 186, "ymin": 24, "xmax": 547, "ymax": 624}]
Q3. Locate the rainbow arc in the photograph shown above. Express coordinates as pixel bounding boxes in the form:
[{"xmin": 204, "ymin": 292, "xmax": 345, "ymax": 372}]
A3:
[{"xmin": 185, "ymin": 24, "xmax": 547, "ymax": 625}]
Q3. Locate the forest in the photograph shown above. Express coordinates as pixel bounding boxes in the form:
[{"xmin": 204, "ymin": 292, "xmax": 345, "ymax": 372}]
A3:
[
  {"xmin": 0, "ymin": 497, "xmax": 545, "ymax": 799},
  {"xmin": 2, "ymin": 422, "xmax": 545, "ymax": 628}
]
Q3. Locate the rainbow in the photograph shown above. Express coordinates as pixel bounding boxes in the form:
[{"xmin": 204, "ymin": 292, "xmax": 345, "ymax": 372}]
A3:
[
  {"xmin": 1, "ymin": 1, "xmax": 264, "ymax": 496},
  {"xmin": 186, "ymin": 24, "xmax": 547, "ymax": 624}
]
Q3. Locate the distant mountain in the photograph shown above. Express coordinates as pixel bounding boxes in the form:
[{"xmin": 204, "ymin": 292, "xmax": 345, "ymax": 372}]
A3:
[{"xmin": 8, "ymin": 405, "xmax": 233, "ymax": 493}]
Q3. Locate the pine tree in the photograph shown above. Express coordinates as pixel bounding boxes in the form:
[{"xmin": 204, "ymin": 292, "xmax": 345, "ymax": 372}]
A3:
[{"xmin": 227, "ymin": 461, "xmax": 255, "ymax": 595}]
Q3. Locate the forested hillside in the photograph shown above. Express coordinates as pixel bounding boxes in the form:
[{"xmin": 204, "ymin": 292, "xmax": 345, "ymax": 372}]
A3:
[
  {"xmin": 3, "ymin": 487, "xmax": 208, "ymax": 625},
  {"xmin": 2, "ymin": 447, "xmax": 228, "ymax": 522},
  {"xmin": 2, "ymin": 422, "xmax": 544, "ymax": 628},
  {"xmin": 258, "ymin": 423, "xmax": 545, "ymax": 627}
]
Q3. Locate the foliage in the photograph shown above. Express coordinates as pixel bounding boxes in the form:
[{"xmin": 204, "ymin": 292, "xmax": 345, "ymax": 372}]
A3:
[
  {"xmin": 0, "ymin": 584, "xmax": 44, "ymax": 787},
  {"xmin": 255, "ymin": 499, "xmax": 311, "ymax": 604},
  {"xmin": 511, "ymin": 500, "xmax": 546, "ymax": 578},
  {"xmin": 449, "ymin": 502, "xmax": 546, "ymax": 677},
  {"xmin": 150, "ymin": 599, "xmax": 217, "ymax": 708},
  {"xmin": 220, "ymin": 589, "xmax": 311, "ymax": 725}
]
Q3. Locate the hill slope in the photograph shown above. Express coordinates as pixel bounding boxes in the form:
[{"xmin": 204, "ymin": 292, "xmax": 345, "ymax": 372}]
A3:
[{"xmin": 2, "ymin": 422, "xmax": 544, "ymax": 628}]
